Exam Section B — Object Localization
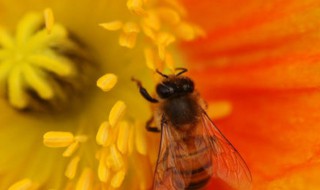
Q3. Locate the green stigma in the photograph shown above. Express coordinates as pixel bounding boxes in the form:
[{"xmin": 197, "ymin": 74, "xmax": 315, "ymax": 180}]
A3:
[{"xmin": 0, "ymin": 12, "xmax": 93, "ymax": 111}]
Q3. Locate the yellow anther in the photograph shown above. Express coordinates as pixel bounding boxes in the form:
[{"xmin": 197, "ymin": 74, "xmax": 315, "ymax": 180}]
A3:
[
  {"xmin": 43, "ymin": 131, "xmax": 74, "ymax": 148},
  {"xmin": 175, "ymin": 22, "xmax": 197, "ymax": 41},
  {"xmin": 111, "ymin": 168, "xmax": 126, "ymax": 188},
  {"xmin": 144, "ymin": 48, "xmax": 155, "ymax": 70},
  {"xmin": 119, "ymin": 32, "xmax": 138, "ymax": 48},
  {"xmin": 127, "ymin": 0, "xmax": 146, "ymax": 16},
  {"xmin": 98, "ymin": 159, "xmax": 110, "ymax": 182},
  {"xmin": 157, "ymin": 32, "xmax": 176, "ymax": 46},
  {"xmin": 117, "ymin": 121, "xmax": 130, "ymax": 154},
  {"xmin": 44, "ymin": 8, "xmax": 54, "ymax": 34},
  {"xmin": 76, "ymin": 168, "xmax": 93, "ymax": 190},
  {"xmin": 141, "ymin": 25, "xmax": 156, "ymax": 41},
  {"xmin": 8, "ymin": 178, "xmax": 32, "ymax": 190},
  {"xmin": 63, "ymin": 141, "xmax": 79, "ymax": 157},
  {"xmin": 96, "ymin": 73, "xmax": 118, "ymax": 92},
  {"xmin": 65, "ymin": 156, "xmax": 80, "ymax": 179},
  {"xmin": 109, "ymin": 100, "xmax": 126, "ymax": 127},
  {"xmin": 128, "ymin": 124, "xmax": 135, "ymax": 155},
  {"xmin": 8, "ymin": 68, "xmax": 29, "ymax": 109},
  {"xmin": 108, "ymin": 145, "xmax": 124, "ymax": 170},
  {"xmin": 135, "ymin": 124, "xmax": 147, "ymax": 155},
  {"xmin": 165, "ymin": 52, "xmax": 175, "ymax": 72},
  {"xmin": 99, "ymin": 21, "xmax": 123, "ymax": 31},
  {"xmin": 207, "ymin": 101, "xmax": 233, "ymax": 120},
  {"xmin": 142, "ymin": 11, "xmax": 161, "ymax": 31},
  {"xmin": 123, "ymin": 22, "xmax": 140, "ymax": 33},
  {"xmin": 96, "ymin": 121, "xmax": 112, "ymax": 146},
  {"xmin": 157, "ymin": 8, "xmax": 181, "ymax": 25}
]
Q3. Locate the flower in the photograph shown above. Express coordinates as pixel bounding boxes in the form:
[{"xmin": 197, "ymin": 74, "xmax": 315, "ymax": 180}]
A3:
[
  {"xmin": 181, "ymin": 0, "xmax": 320, "ymax": 189},
  {"xmin": 0, "ymin": 0, "xmax": 203, "ymax": 189}
]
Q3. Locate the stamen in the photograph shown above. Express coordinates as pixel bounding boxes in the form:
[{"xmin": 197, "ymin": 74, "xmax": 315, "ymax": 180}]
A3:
[
  {"xmin": 96, "ymin": 73, "xmax": 118, "ymax": 92},
  {"xmin": 44, "ymin": 8, "xmax": 54, "ymax": 34},
  {"xmin": 119, "ymin": 32, "xmax": 138, "ymax": 48},
  {"xmin": 98, "ymin": 159, "xmax": 110, "ymax": 182},
  {"xmin": 207, "ymin": 101, "xmax": 233, "ymax": 120},
  {"xmin": 8, "ymin": 178, "xmax": 32, "ymax": 190},
  {"xmin": 96, "ymin": 121, "xmax": 113, "ymax": 146},
  {"xmin": 175, "ymin": 22, "xmax": 198, "ymax": 41},
  {"xmin": 165, "ymin": 52, "xmax": 175, "ymax": 72},
  {"xmin": 111, "ymin": 168, "xmax": 126, "ymax": 188},
  {"xmin": 99, "ymin": 21, "xmax": 123, "ymax": 31},
  {"xmin": 65, "ymin": 156, "xmax": 80, "ymax": 179},
  {"xmin": 123, "ymin": 22, "xmax": 140, "ymax": 33},
  {"xmin": 108, "ymin": 145, "xmax": 124, "ymax": 170},
  {"xmin": 75, "ymin": 168, "xmax": 93, "ymax": 190},
  {"xmin": 127, "ymin": 0, "xmax": 147, "ymax": 16},
  {"xmin": 109, "ymin": 100, "xmax": 126, "ymax": 127},
  {"xmin": 128, "ymin": 123, "xmax": 135, "ymax": 155},
  {"xmin": 43, "ymin": 131, "xmax": 74, "ymax": 147},
  {"xmin": 117, "ymin": 121, "xmax": 130, "ymax": 154},
  {"xmin": 63, "ymin": 141, "xmax": 79, "ymax": 157},
  {"xmin": 157, "ymin": 7, "xmax": 181, "ymax": 25},
  {"xmin": 144, "ymin": 47, "xmax": 156, "ymax": 70},
  {"xmin": 135, "ymin": 123, "xmax": 147, "ymax": 155}
]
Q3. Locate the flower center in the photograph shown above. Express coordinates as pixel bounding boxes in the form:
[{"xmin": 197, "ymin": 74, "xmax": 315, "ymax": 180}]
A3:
[{"xmin": 0, "ymin": 12, "xmax": 95, "ymax": 112}]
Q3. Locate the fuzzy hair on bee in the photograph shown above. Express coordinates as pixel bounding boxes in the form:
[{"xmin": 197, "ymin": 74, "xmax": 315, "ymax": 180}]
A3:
[{"xmin": 132, "ymin": 68, "xmax": 252, "ymax": 190}]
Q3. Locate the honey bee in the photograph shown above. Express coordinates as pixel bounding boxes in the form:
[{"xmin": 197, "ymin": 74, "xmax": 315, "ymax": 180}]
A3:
[{"xmin": 132, "ymin": 68, "xmax": 252, "ymax": 190}]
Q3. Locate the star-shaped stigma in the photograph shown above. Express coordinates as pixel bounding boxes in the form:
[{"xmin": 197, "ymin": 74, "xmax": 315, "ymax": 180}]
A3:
[{"xmin": 0, "ymin": 13, "xmax": 90, "ymax": 110}]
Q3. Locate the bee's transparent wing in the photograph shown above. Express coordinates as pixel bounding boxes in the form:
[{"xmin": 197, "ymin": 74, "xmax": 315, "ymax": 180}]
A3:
[
  {"xmin": 153, "ymin": 116, "xmax": 192, "ymax": 190},
  {"xmin": 199, "ymin": 110, "xmax": 252, "ymax": 190}
]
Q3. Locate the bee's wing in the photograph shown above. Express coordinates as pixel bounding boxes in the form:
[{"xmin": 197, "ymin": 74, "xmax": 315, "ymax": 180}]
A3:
[
  {"xmin": 199, "ymin": 110, "xmax": 252, "ymax": 190},
  {"xmin": 153, "ymin": 116, "xmax": 193, "ymax": 190}
]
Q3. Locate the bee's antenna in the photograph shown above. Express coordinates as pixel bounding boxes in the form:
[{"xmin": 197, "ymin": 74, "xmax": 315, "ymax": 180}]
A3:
[
  {"xmin": 156, "ymin": 69, "xmax": 169, "ymax": 78},
  {"xmin": 175, "ymin": 68, "xmax": 188, "ymax": 76}
]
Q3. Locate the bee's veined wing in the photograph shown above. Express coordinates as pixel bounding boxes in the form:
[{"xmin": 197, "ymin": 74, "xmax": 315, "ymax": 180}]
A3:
[
  {"xmin": 153, "ymin": 116, "xmax": 193, "ymax": 190},
  {"xmin": 200, "ymin": 110, "xmax": 252, "ymax": 190}
]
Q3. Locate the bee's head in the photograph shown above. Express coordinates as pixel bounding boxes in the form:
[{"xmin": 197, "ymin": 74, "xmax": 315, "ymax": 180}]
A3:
[{"xmin": 156, "ymin": 76, "xmax": 194, "ymax": 99}]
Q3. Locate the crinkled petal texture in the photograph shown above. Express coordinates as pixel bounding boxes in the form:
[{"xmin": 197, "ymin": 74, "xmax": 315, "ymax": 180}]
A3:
[{"xmin": 182, "ymin": 0, "xmax": 320, "ymax": 189}]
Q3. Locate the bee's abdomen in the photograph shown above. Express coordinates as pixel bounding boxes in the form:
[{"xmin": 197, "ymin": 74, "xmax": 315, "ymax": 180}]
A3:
[{"xmin": 172, "ymin": 140, "xmax": 213, "ymax": 190}]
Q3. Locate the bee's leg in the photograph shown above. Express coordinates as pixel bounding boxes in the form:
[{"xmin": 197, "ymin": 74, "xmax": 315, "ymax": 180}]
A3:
[
  {"xmin": 146, "ymin": 116, "xmax": 160, "ymax": 133},
  {"xmin": 131, "ymin": 77, "xmax": 159, "ymax": 103}
]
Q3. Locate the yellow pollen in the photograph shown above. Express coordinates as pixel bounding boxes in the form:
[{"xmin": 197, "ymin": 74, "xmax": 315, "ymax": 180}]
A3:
[
  {"xmin": 175, "ymin": 22, "xmax": 198, "ymax": 41},
  {"xmin": 96, "ymin": 73, "xmax": 118, "ymax": 92},
  {"xmin": 117, "ymin": 121, "xmax": 130, "ymax": 154},
  {"xmin": 76, "ymin": 168, "xmax": 94, "ymax": 190},
  {"xmin": 109, "ymin": 100, "xmax": 126, "ymax": 127},
  {"xmin": 142, "ymin": 11, "xmax": 161, "ymax": 31},
  {"xmin": 96, "ymin": 121, "xmax": 112, "ymax": 146},
  {"xmin": 144, "ymin": 47, "xmax": 156, "ymax": 70},
  {"xmin": 98, "ymin": 159, "xmax": 110, "ymax": 182},
  {"xmin": 44, "ymin": 8, "xmax": 54, "ymax": 34},
  {"xmin": 63, "ymin": 141, "xmax": 80, "ymax": 157},
  {"xmin": 128, "ymin": 123, "xmax": 135, "ymax": 155},
  {"xmin": 165, "ymin": 52, "xmax": 175, "ymax": 72},
  {"xmin": 111, "ymin": 168, "xmax": 126, "ymax": 188},
  {"xmin": 207, "ymin": 101, "xmax": 233, "ymax": 120},
  {"xmin": 65, "ymin": 156, "xmax": 80, "ymax": 179},
  {"xmin": 8, "ymin": 178, "xmax": 32, "ymax": 190},
  {"xmin": 43, "ymin": 131, "xmax": 74, "ymax": 148},
  {"xmin": 99, "ymin": 21, "xmax": 123, "ymax": 31},
  {"xmin": 74, "ymin": 135, "xmax": 88, "ymax": 143}
]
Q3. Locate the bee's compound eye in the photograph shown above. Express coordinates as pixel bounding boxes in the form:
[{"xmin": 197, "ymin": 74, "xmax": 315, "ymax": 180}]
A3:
[
  {"xmin": 182, "ymin": 79, "xmax": 194, "ymax": 93},
  {"xmin": 156, "ymin": 84, "xmax": 174, "ymax": 99}
]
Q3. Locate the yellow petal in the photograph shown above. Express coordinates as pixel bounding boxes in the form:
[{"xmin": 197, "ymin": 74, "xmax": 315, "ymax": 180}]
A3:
[
  {"xmin": 43, "ymin": 131, "xmax": 74, "ymax": 147},
  {"xmin": 96, "ymin": 73, "xmax": 118, "ymax": 92}
]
